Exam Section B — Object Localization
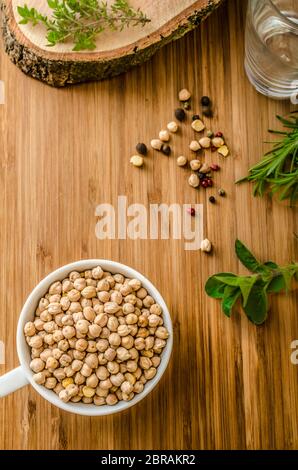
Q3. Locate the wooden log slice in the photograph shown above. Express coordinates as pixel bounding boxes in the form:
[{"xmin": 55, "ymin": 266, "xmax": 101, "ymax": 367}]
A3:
[{"xmin": 1, "ymin": 0, "xmax": 223, "ymax": 87}]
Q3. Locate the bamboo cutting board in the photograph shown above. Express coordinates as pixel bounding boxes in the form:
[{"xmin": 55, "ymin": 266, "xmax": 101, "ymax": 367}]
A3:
[
  {"xmin": 1, "ymin": 0, "xmax": 222, "ymax": 86},
  {"xmin": 0, "ymin": 0, "xmax": 298, "ymax": 451}
]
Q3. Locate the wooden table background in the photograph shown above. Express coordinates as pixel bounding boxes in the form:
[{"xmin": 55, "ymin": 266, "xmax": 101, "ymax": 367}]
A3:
[{"xmin": 0, "ymin": 0, "xmax": 297, "ymax": 450}]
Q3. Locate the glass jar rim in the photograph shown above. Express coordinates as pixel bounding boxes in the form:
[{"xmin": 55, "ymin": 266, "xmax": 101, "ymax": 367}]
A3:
[{"xmin": 268, "ymin": 0, "xmax": 298, "ymax": 28}]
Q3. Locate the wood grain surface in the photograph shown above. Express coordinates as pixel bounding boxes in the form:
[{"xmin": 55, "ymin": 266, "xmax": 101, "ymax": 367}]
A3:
[{"xmin": 0, "ymin": 0, "xmax": 298, "ymax": 450}]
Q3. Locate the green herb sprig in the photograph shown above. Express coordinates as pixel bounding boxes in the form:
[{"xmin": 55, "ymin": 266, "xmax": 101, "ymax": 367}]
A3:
[
  {"xmin": 205, "ymin": 239, "xmax": 298, "ymax": 325},
  {"xmin": 237, "ymin": 112, "xmax": 298, "ymax": 206},
  {"xmin": 17, "ymin": 0, "xmax": 150, "ymax": 51}
]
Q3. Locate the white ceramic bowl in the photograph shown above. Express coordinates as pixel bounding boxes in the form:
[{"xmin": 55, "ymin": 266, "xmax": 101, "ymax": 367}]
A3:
[{"xmin": 0, "ymin": 260, "xmax": 173, "ymax": 416}]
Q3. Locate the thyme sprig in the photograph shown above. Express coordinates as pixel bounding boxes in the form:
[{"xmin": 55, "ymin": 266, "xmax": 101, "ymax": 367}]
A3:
[
  {"xmin": 237, "ymin": 112, "xmax": 298, "ymax": 206},
  {"xmin": 18, "ymin": 0, "xmax": 150, "ymax": 51}
]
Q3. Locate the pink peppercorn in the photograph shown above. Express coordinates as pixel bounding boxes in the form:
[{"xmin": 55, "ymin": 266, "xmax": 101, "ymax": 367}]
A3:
[
  {"xmin": 201, "ymin": 180, "xmax": 209, "ymax": 188},
  {"xmin": 215, "ymin": 131, "xmax": 223, "ymax": 137},
  {"xmin": 206, "ymin": 178, "xmax": 213, "ymax": 187},
  {"xmin": 210, "ymin": 163, "xmax": 220, "ymax": 171},
  {"xmin": 187, "ymin": 207, "xmax": 196, "ymax": 216}
]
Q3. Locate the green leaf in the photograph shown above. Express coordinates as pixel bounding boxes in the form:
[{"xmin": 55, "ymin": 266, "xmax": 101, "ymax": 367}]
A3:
[
  {"xmin": 267, "ymin": 275, "xmax": 286, "ymax": 293},
  {"xmin": 205, "ymin": 273, "xmax": 237, "ymax": 299},
  {"xmin": 221, "ymin": 286, "xmax": 241, "ymax": 317},
  {"xmin": 214, "ymin": 275, "xmax": 246, "ymax": 287},
  {"xmin": 243, "ymin": 280, "xmax": 268, "ymax": 325},
  {"xmin": 239, "ymin": 276, "xmax": 258, "ymax": 306},
  {"xmin": 235, "ymin": 239, "xmax": 263, "ymax": 273},
  {"xmin": 263, "ymin": 261, "xmax": 278, "ymax": 269}
]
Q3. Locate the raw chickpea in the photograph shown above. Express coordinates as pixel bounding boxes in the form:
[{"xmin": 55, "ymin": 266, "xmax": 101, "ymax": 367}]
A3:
[
  {"xmin": 124, "ymin": 294, "xmax": 137, "ymax": 305},
  {"xmin": 82, "ymin": 386, "xmax": 95, "ymax": 398},
  {"xmin": 81, "ymin": 286, "xmax": 97, "ymax": 299},
  {"xmin": 122, "ymin": 303, "xmax": 135, "ymax": 315},
  {"xmin": 118, "ymin": 317, "xmax": 126, "ymax": 325},
  {"xmin": 135, "ymin": 337, "xmax": 145, "ymax": 350},
  {"xmin": 55, "ymin": 313, "xmax": 64, "ymax": 327},
  {"xmin": 96, "ymin": 339, "xmax": 109, "ymax": 353},
  {"xmin": 40, "ymin": 310, "xmax": 52, "ymax": 322},
  {"xmin": 53, "ymin": 368, "xmax": 66, "ymax": 381},
  {"xmin": 88, "ymin": 324, "xmax": 102, "ymax": 339},
  {"xmin": 107, "ymin": 361, "xmax": 120, "ymax": 375},
  {"xmin": 68, "ymin": 289, "xmax": 81, "ymax": 302},
  {"xmin": 39, "ymin": 298, "xmax": 49, "ymax": 312},
  {"xmin": 30, "ymin": 358, "xmax": 45, "ymax": 373},
  {"xmin": 45, "ymin": 377, "xmax": 57, "ymax": 389},
  {"xmin": 155, "ymin": 326, "xmax": 169, "ymax": 339},
  {"xmin": 62, "ymin": 279, "xmax": 73, "ymax": 293},
  {"xmin": 118, "ymin": 325, "xmax": 130, "ymax": 337},
  {"xmin": 134, "ymin": 367, "xmax": 142, "ymax": 380},
  {"xmin": 106, "ymin": 394, "xmax": 118, "ymax": 406},
  {"xmin": 110, "ymin": 372, "xmax": 124, "ymax": 387},
  {"xmin": 29, "ymin": 335, "xmax": 43, "ymax": 349},
  {"xmin": 116, "ymin": 347, "xmax": 131, "ymax": 362},
  {"xmin": 98, "ymin": 353, "xmax": 108, "ymax": 365},
  {"xmin": 138, "ymin": 315, "xmax": 148, "ymax": 327},
  {"xmin": 96, "ymin": 387, "xmax": 109, "ymax": 398},
  {"xmin": 126, "ymin": 313, "xmax": 138, "ymax": 325},
  {"xmin": 66, "ymin": 384, "xmax": 79, "ymax": 398},
  {"xmin": 94, "ymin": 304, "xmax": 104, "ymax": 315},
  {"xmin": 69, "ymin": 302, "xmax": 82, "ymax": 313},
  {"xmin": 61, "ymin": 315, "xmax": 74, "ymax": 326},
  {"xmin": 74, "ymin": 372, "xmax": 85, "ymax": 385},
  {"xmin": 121, "ymin": 381, "xmax": 133, "ymax": 394},
  {"xmin": 135, "ymin": 299, "xmax": 143, "ymax": 309},
  {"xmin": 86, "ymin": 373, "xmax": 99, "ymax": 388},
  {"xmin": 72, "ymin": 359, "xmax": 83, "ymax": 372},
  {"xmin": 105, "ymin": 275, "xmax": 115, "ymax": 288},
  {"xmin": 100, "ymin": 378, "xmax": 112, "ymax": 390},
  {"xmin": 120, "ymin": 284, "xmax": 132, "ymax": 296},
  {"xmin": 149, "ymin": 327, "xmax": 157, "ymax": 335},
  {"xmin": 49, "ymin": 294, "xmax": 61, "ymax": 304},
  {"xmin": 129, "ymin": 348, "xmax": 139, "ymax": 361},
  {"xmin": 148, "ymin": 314, "xmax": 160, "ymax": 328},
  {"xmin": 34, "ymin": 319, "xmax": 45, "ymax": 331},
  {"xmin": 59, "ymin": 390, "xmax": 71, "ymax": 403},
  {"xmin": 126, "ymin": 360, "xmax": 138, "ymax": 373},
  {"xmin": 136, "ymin": 288, "xmax": 147, "ymax": 299},
  {"xmin": 96, "ymin": 366, "xmax": 109, "ymax": 381},
  {"xmin": 92, "ymin": 266, "xmax": 103, "ymax": 280},
  {"xmin": 139, "ymin": 357, "xmax": 152, "ymax": 370},
  {"xmin": 94, "ymin": 313, "xmax": 108, "ymax": 327},
  {"xmin": 143, "ymin": 296, "xmax": 154, "ymax": 308},
  {"xmin": 133, "ymin": 381, "xmax": 144, "ymax": 394},
  {"xmin": 76, "ymin": 338, "xmax": 88, "ymax": 351},
  {"xmin": 110, "ymin": 291, "xmax": 122, "ymax": 305},
  {"xmin": 59, "ymin": 354, "xmax": 72, "ymax": 367},
  {"xmin": 107, "ymin": 316, "xmax": 118, "ymax": 332},
  {"xmin": 81, "ymin": 298, "xmax": 92, "ymax": 309},
  {"xmin": 97, "ymin": 279, "xmax": 110, "ymax": 292},
  {"xmin": 65, "ymin": 366, "xmax": 75, "ymax": 378},
  {"xmin": 46, "ymin": 356, "xmax": 59, "ymax": 371},
  {"xmin": 121, "ymin": 335, "xmax": 134, "ymax": 349},
  {"xmin": 62, "ymin": 326, "xmax": 76, "ymax": 339},
  {"xmin": 76, "ymin": 319, "xmax": 90, "ymax": 335},
  {"xmin": 33, "ymin": 371, "xmax": 46, "ymax": 385},
  {"xmin": 144, "ymin": 367, "xmax": 157, "ymax": 380},
  {"xmin": 128, "ymin": 324, "xmax": 138, "ymax": 337},
  {"xmin": 85, "ymin": 353, "xmax": 98, "ymax": 369},
  {"xmin": 104, "ymin": 302, "xmax": 120, "ymax": 315},
  {"xmin": 83, "ymin": 307, "xmax": 96, "ymax": 322},
  {"xmin": 48, "ymin": 303, "xmax": 62, "ymax": 315},
  {"xmin": 139, "ymin": 375, "xmax": 147, "ymax": 385},
  {"xmin": 31, "ymin": 347, "xmax": 43, "ymax": 358},
  {"xmin": 137, "ymin": 328, "xmax": 149, "ymax": 339},
  {"xmin": 60, "ymin": 296, "xmax": 70, "ymax": 311},
  {"xmin": 52, "ymin": 330, "xmax": 64, "ymax": 343},
  {"xmin": 73, "ymin": 350, "xmax": 85, "ymax": 360},
  {"xmin": 113, "ymin": 273, "xmax": 124, "ymax": 284},
  {"xmin": 54, "ymin": 384, "xmax": 64, "ymax": 395},
  {"xmin": 81, "ymin": 363, "xmax": 92, "ymax": 377},
  {"xmin": 73, "ymin": 277, "xmax": 86, "ymax": 291},
  {"xmin": 128, "ymin": 279, "xmax": 142, "ymax": 291},
  {"xmin": 68, "ymin": 338, "xmax": 77, "ymax": 349},
  {"xmin": 82, "ymin": 396, "xmax": 93, "ymax": 404},
  {"xmin": 109, "ymin": 333, "xmax": 121, "ymax": 347},
  {"xmin": 116, "ymin": 389, "xmax": 123, "ymax": 401},
  {"xmin": 97, "ymin": 291, "xmax": 110, "ymax": 303},
  {"xmin": 104, "ymin": 348, "xmax": 116, "ymax": 362},
  {"xmin": 69, "ymin": 271, "xmax": 80, "ymax": 282},
  {"xmin": 87, "ymin": 340, "xmax": 97, "ymax": 353},
  {"xmin": 24, "ymin": 322, "xmax": 36, "ymax": 337},
  {"xmin": 49, "ymin": 281, "xmax": 62, "ymax": 295},
  {"xmin": 119, "ymin": 364, "xmax": 127, "ymax": 374},
  {"xmin": 142, "ymin": 350, "xmax": 154, "ymax": 358},
  {"xmin": 154, "ymin": 338, "xmax": 166, "ymax": 351},
  {"xmin": 151, "ymin": 356, "xmax": 161, "ymax": 368},
  {"xmin": 150, "ymin": 304, "xmax": 162, "ymax": 316},
  {"xmin": 40, "ymin": 349, "xmax": 53, "ymax": 362},
  {"xmin": 145, "ymin": 336, "xmax": 155, "ymax": 350}
]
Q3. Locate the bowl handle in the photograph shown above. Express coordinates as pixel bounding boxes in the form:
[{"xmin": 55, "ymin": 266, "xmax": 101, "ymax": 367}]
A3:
[{"xmin": 0, "ymin": 366, "xmax": 29, "ymax": 397}]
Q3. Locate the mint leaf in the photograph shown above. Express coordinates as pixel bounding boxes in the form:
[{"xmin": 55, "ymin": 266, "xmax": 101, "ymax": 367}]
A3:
[
  {"xmin": 205, "ymin": 273, "xmax": 237, "ymax": 299},
  {"xmin": 235, "ymin": 239, "xmax": 263, "ymax": 273},
  {"xmin": 267, "ymin": 275, "xmax": 286, "ymax": 293},
  {"xmin": 221, "ymin": 286, "xmax": 241, "ymax": 317},
  {"xmin": 239, "ymin": 276, "xmax": 258, "ymax": 306},
  {"xmin": 243, "ymin": 280, "xmax": 268, "ymax": 324}
]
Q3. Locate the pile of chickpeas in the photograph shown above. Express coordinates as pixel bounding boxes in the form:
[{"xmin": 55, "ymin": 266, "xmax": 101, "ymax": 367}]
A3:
[{"xmin": 24, "ymin": 266, "xmax": 169, "ymax": 406}]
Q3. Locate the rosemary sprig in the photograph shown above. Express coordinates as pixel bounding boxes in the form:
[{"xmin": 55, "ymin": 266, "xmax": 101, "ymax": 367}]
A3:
[
  {"xmin": 18, "ymin": 0, "xmax": 150, "ymax": 51},
  {"xmin": 237, "ymin": 111, "xmax": 298, "ymax": 206}
]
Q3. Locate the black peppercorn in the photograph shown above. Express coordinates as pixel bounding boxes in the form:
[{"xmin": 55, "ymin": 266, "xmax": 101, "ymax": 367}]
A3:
[
  {"xmin": 161, "ymin": 144, "xmax": 171, "ymax": 156},
  {"xmin": 192, "ymin": 114, "xmax": 200, "ymax": 121},
  {"xmin": 175, "ymin": 108, "xmax": 186, "ymax": 122},
  {"xmin": 209, "ymin": 196, "xmax": 216, "ymax": 203},
  {"xmin": 198, "ymin": 172, "xmax": 206, "ymax": 180},
  {"xmin": 201, "ymin": 96, "xmax": 211, "ymax": 106},
  {"xmin": 202, "ymin": 106, "xmax": 213, "ymax": 117},
  {"xmin": 136, "ymin": 142, "xmax": 147, "ymax": 156}
]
